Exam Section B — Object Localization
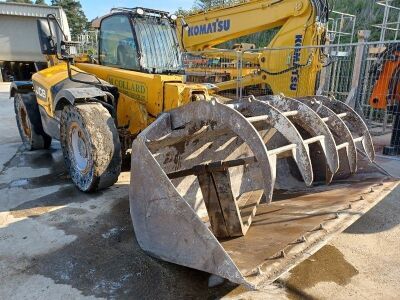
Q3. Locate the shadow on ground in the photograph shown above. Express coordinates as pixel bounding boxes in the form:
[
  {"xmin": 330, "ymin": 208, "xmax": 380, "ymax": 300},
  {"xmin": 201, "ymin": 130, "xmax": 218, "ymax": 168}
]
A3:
[
  {"xmin": 21, "ymin": 196, "xmax": 238, "ymax": 300},
  {"xmin": 2, "ymin": 145, "xmax": 238, "ymax": 299}
]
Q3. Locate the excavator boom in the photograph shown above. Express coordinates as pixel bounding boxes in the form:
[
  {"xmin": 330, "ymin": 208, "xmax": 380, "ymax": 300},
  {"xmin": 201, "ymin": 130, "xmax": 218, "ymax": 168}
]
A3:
[
  {"xmin": 178, "ymin": 0, "xmax": 328, "ymax": 51},
  {"xmin": 178, "ymin": 0, "xmax": 329, "ymax": 97}
]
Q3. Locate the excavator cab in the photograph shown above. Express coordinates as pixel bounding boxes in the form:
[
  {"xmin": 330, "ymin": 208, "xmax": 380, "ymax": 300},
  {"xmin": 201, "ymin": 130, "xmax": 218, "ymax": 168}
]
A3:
[{"xmin": 97, "ymin": 8, "xmax": 183, "ymax": 74}]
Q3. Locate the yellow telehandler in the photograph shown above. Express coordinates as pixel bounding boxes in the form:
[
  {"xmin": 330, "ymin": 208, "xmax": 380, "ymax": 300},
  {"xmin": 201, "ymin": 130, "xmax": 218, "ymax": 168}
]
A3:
[{"xmin": 9, "ymin": 1, "xmax": 399, "ymax": 288}]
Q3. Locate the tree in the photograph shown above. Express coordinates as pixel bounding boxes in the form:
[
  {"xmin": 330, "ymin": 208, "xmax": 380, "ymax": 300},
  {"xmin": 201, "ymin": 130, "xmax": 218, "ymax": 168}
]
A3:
[
  {"xmin": 328, "ymin": 0, "xmax": 400, "ymax": 41},
  {"xmin": 51, "ymin": 0, "xmax": 88, "ymax": 37},
  {"xmin": 35, "ymin": 0, "xmax": 46, "ymax": 4},
  {"xmin": 194, "ymin": 0, "xmax": 238, "ymax": 10}
]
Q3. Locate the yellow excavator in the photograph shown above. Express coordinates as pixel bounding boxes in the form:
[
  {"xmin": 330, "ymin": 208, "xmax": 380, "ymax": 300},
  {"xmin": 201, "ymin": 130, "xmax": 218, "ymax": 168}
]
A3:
[
  {"xmin": 9, "ymin": 0, "xmax": 398, "ymax": 288},
  {"xmin": 178, "ymin": 0, "xmax": 328, "ymax": 96}
]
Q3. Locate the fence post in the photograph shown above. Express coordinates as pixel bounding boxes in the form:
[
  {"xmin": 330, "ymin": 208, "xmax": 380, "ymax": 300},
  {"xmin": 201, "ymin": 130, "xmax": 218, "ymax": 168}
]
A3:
[
  {"xmin": 317, "ymin": 39, "xmax": 331, "ymax": 95},
  {"xmin": 235, "ymin": 50, "xmax": 243, "ymax": 100},
  {"xmin": 236, "ymin": 51, "xmax": 240, "ymax": 99},
  {"xmin": 239, "ymin": 51, "xmax": 243, "ymax": 100},
  {"xmin": 345, "ymin": 30, "xmax": 370, "ymax": 109}
]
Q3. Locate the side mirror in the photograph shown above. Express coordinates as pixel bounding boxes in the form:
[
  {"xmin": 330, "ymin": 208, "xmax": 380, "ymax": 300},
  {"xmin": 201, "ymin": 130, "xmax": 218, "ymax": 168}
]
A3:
[
  {"xmin": 37, "ymin": 15, "xmax": 67, "ymax": 57},
  {"xmin": 37, "ymin": 18, "xmax": 57, "ymax": 55}
]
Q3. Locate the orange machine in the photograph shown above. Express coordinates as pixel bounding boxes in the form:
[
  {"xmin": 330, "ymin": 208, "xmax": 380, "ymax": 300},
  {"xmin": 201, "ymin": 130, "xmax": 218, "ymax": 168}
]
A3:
[{"xmin": 369, "ymin": 43, "xmax": 400, "ymax": 109}]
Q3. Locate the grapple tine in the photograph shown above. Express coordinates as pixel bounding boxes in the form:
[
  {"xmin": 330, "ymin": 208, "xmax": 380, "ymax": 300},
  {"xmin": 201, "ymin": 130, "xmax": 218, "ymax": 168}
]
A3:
[
  {"xmin": 298, "ymin": 97, "xmax": 358, "ymax": 174},
  {"xmin": 228, "ymin": 97, "xmax": 314, "ymax": 186},
  {"xmin": 314, "ymin": 96, "xmax": 375, "ymax": 162},
  {"xmin": 168, "ymin": 99, "xmax": 275, "ymax": 201},
  {"xmin": 258, "ymin": 95, "xmax": 340, "ymax": 183}
]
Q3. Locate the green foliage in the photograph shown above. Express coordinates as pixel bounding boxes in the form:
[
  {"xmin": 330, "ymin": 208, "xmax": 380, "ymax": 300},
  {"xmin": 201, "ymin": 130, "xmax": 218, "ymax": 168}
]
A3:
[
  {"xmin": 176, "ymin": 7, "xmax": 193, "ymax": 16},
  {"xmin": 177, "ymin": 0, "xmax": 246, "ymax": 15},
  {"xmin": 328, "ymin": 0, "xmax": 400, "ymax": 41},
  {"xmin": 194, "ymin": 0, "xmax": 238, "ymax": 9},
  {"xmin": 220, "ymin": 29, "xmax": 279, "ymax": 49},
  {"xmin": 51, "ymin": 0, "xmax": 88, "ymax": 36}
]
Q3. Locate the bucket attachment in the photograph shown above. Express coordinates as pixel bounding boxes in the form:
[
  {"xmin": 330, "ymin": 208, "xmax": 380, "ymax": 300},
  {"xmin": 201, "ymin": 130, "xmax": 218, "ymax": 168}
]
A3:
[{"xmin": 129, "ymin": 95, "xmax": 391, "ymax": 287}]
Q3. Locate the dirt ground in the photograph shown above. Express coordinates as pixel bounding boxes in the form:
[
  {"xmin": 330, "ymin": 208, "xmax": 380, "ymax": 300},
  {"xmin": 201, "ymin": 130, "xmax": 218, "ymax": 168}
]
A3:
[{"xmin": 1, "ymin": 82, "xmax": 400, "ymax": 299}]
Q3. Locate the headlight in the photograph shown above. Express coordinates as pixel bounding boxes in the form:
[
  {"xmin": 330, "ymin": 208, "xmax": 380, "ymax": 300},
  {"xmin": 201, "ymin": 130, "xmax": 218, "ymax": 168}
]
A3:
[{"xmin": 136, "ymin": 8, "xmax": 144, "ymax": 15}]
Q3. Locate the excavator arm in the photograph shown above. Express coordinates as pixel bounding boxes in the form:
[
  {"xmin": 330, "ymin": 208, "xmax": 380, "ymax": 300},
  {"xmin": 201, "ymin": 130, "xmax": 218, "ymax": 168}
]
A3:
[
  {"xmin": 370, "ymin": 43, "xmax": 400, "ymax": 109},
  {"xmin": 177, "ymin": 0, "xmax": 329, "ymax": 96}
]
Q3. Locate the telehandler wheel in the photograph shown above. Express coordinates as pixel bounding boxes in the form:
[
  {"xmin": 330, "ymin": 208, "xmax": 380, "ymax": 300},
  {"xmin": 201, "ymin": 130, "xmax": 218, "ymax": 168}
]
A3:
[
  {"xmin": 14, "ymin": 93, "xmax": 52, "ymax": 150},
  {"xmin": 60, "ymin": 103, "xmax": 122, "ymax": 192}
]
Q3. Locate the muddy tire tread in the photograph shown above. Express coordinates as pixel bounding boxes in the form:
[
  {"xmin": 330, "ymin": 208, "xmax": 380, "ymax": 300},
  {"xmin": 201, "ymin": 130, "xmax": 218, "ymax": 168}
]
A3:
[
  {"xmin": 60, "ymin": 103, "xmax": 121, "ymax": 192},
  {"xmin": 14, "ymin": 93, "xmax": 52, "ymax": 150}
]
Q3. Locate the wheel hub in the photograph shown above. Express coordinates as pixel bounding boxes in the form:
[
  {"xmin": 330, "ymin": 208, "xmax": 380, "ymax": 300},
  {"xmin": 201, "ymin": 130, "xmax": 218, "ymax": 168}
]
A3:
[{"xmin": 69, "ymin": 123, "xmax": 89, "ymax": 173}]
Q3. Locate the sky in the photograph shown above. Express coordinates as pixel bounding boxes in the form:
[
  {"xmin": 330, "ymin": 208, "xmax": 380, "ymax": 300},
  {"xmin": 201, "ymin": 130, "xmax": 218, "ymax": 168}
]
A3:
[{"xmin": 74, "ymin": 0, "xmax": 195, "ymax": 21}]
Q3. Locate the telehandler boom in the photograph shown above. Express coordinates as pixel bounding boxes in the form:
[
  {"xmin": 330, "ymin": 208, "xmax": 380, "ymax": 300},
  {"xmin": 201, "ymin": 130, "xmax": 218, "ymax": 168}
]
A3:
[{"xmin": 9, "ymin": 3, "xmax": 399, "ymax": 288}]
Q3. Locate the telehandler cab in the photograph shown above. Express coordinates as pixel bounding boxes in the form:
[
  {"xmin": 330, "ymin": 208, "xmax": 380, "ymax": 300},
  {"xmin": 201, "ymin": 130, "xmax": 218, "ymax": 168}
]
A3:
[{"xmin": 9, "ymin": 3, "xmax": 399, "ymax": 288}]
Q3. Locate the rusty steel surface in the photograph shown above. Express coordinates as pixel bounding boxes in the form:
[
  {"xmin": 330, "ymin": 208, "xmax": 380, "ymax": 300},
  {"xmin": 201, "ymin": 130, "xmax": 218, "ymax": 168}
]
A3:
[{"xmin": 129, "ymin": 95, "xmax": 387, "ymax": 288}]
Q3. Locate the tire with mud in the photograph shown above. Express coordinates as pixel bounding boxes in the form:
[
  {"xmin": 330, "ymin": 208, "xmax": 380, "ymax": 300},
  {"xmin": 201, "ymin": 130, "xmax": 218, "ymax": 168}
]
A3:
[
  {"xmin": 60, "ymin": 103, "xmax": 122, "ymax": 192},
  {"xmin": 14, "ymin": 92, "xmax": 52, "ymax": 150}
]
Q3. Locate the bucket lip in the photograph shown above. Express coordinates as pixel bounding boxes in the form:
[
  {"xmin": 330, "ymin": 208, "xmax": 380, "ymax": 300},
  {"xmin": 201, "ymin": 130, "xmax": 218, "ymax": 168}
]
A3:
[{"xmin": 228, "ymin": 177, "xmax": 398, "ymax": 288}]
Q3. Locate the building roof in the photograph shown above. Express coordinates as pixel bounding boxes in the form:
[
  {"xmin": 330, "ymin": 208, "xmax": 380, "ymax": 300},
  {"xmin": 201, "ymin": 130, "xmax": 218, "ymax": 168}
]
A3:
[{"xmin": 0, "ymin": 2, "xmax": 63, "ymax": 18}]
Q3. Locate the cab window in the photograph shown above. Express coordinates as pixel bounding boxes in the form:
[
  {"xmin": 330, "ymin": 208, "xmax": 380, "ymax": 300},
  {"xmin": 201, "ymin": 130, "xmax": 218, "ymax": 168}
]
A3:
[{"xmin": 99, "ymin": 15, "xmax": 140, "ymax": 70}]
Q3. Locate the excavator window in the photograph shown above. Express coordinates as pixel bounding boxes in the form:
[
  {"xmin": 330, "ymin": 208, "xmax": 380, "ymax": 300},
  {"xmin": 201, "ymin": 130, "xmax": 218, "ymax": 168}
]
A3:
[
  {"xmin": 99, "ymin": 14, "xmax": 140, "ymax": 71},
  {"xmin": 133, "ymin": 17, "xmax": 183, "ymax": 74},
  {"xmin": 99, "ymin": 12, "xmax": 183, "ymax": 74}
]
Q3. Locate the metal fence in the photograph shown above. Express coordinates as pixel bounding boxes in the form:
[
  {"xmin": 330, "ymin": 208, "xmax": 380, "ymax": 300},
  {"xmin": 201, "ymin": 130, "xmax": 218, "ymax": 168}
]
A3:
[
  {"xmin": 73, "ymin": 30, "xmax": 400, "ymax": 154},
  {"xmin": 74, "ymin": 31, "xmax": 98, "ymax": 56}
]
